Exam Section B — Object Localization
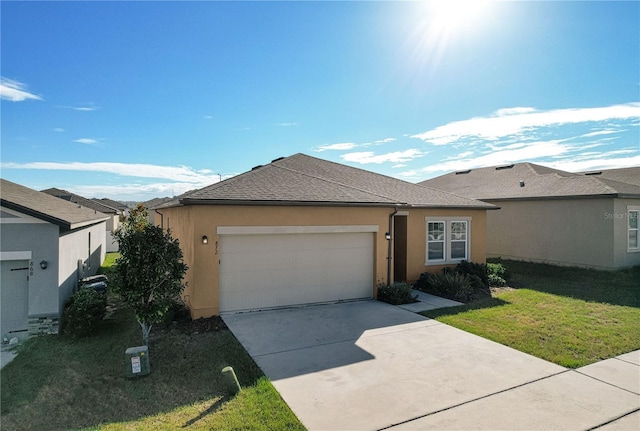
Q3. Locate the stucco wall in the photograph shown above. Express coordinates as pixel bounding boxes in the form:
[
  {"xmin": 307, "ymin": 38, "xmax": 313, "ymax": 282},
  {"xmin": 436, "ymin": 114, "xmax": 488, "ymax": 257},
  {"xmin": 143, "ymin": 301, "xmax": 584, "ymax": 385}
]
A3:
[
  {"xmin": 58, "ymin": 222, "xmax": 106, "ymax": 311},
  {"xmin": 0, "ymin": 220, "xmax": 60, "ymax": 317},
  {"xmin": 158, "ymin": 204, "xmax": 487, "ymax": 318},
  {"xmin": 613, "ymin": 198, "xmax": 640, "ymax": 268},
  {"xmin": 485, "ymin": 198, "xmax": 624, "ymax": 269}
]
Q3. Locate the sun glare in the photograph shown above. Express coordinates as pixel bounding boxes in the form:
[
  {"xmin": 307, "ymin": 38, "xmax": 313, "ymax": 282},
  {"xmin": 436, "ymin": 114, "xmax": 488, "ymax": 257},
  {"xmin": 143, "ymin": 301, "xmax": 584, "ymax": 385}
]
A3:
[{"xmin": 429, "ymin": 0, "xmax": 493, "ymax": 34}]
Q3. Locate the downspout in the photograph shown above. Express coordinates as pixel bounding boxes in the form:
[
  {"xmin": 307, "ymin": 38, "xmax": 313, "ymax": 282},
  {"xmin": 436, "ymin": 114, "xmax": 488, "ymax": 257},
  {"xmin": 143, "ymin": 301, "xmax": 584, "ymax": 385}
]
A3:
[
  {"xmin": 387, "ymin": 207, "xmax": 398, "ymax": 287},
  {"xmin": 154, "ymin": 209, "xmax": 164, "ymax": 230}
]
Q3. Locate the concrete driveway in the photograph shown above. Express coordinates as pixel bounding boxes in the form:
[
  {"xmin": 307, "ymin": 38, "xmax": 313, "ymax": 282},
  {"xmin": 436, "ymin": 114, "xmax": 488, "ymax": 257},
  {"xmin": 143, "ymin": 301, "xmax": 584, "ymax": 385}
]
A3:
[{"xmin": 223, "ymin": 300, "xmax": 640, "ymax": 430}]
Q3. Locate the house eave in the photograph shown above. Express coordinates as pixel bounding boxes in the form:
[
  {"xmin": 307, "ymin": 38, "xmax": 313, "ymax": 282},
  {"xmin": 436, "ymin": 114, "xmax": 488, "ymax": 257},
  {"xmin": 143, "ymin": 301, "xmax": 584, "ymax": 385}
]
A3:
[
  {"xmin": 178, "ymin": 198, "xmax": 496, "ymax": 210},
  {"xmin": 477, "ymin": 193, "xmax": 640, "ymax": 203},
  {"xmin": 0, "ymin": 200, "xmax": 109, "ymax": 230}
]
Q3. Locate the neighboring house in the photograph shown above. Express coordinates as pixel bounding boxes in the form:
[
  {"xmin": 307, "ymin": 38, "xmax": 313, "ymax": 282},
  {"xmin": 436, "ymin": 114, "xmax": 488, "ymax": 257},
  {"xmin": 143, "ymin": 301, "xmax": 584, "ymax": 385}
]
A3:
[
  {"xmin": 42, "ymin": 188, "xmax": 122, "ymax": 252},
  {"xmin": 93, "ymin": 197, "xmax": 130, "ymax": 217},
  {"xmin": 142, "ymin": 197, "xmax": 174, "ymax": 225},
  {"xmin": 420, "ymin": 163, "xmax": 640, "ymax": 270},
  {"xmin": 155, "ymin": 153, "xmax": 495, "ymax": 318},
  {"xmin": 1, "ymin": 179, "xmax": 108, "ymax": 340}
]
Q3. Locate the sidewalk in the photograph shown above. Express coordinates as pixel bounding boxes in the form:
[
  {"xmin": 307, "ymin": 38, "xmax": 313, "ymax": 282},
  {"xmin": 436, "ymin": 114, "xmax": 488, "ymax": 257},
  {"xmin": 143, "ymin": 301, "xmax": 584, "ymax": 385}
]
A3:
[{"xmin": 396, "ymin": 289, "xmax": 462, "ymax": 313}]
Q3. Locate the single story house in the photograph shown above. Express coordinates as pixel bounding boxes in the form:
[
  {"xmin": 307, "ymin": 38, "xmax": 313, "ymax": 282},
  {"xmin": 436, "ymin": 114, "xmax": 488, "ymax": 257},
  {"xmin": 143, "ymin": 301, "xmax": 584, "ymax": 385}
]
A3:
[
  {"xmin": 1, "ymin": 179, "xmax": 108, "ymax": 340},
  {"xmin": 155, "ymin": 153, "xmax": 496, "ymax": 318},
  {"xmin": 420, "ymin": 163, "xmax": 640, "ymax": 270},
  {"xmin": 42, "ymin": 188, "xmax": 123, "ymax": 252}
]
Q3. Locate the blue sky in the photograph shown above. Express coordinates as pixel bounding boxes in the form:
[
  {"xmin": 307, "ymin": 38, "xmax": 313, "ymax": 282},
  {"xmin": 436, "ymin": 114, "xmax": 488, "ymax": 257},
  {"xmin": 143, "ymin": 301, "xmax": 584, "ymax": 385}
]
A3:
[{"xmin": 1, "ymin": 1, "xmax": 639, "ymax": 201}]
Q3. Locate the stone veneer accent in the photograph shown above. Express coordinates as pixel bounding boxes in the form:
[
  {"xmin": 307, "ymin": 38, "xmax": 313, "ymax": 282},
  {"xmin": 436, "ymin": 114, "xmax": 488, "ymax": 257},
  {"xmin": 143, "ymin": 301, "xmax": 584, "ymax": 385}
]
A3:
[{"xmin": 28, "ymin": 315, "xmax": 60, "ymax": 336}]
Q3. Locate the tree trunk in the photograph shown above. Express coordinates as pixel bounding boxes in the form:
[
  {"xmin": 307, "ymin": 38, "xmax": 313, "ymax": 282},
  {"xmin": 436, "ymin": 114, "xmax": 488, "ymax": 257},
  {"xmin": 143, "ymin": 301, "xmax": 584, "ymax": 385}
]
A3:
[{"xmin": 140, "ymin": 321, "xmax": 153, "ymax": 346}]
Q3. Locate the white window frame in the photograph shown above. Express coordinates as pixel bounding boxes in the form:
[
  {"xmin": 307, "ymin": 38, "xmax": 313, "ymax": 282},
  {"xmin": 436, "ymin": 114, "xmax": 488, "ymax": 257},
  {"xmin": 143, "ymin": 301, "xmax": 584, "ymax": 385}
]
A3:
[
  {"xmin": 425, "ymin": 217, "xmax": 471, "ymax": 265},
  {"xmin": 628, "ymin": 207, "xmax": 640, "ymax": 253},
  {"xmin": 427, "ymin": 221, "xmax": 446, "ymax": 263}
]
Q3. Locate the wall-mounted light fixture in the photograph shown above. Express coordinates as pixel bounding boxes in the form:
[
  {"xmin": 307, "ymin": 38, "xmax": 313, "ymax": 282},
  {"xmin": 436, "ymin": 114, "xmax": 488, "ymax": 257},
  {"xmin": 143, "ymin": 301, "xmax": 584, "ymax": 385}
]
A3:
[
  {"xmin": 385, "ymin": 232, "xmax": 391, "ymax": 241},
  {"xmin": 202, "ymin": 235, "xmax": 209, "ymax": 244},
  {"xmin": 40, "ymin": 260, "xmax": 48, "ymax": 270}
]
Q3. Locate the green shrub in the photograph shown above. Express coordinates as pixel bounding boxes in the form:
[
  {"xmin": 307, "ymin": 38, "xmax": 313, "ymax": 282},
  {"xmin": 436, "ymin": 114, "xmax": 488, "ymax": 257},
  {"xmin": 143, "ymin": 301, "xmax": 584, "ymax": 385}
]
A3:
[
  {"xmin": 425, "ymin": 272, "xmax": 476, "ymax": 302},
  {"xmin": 487, "ymin": 262, "xmax": 509, "ymax": 286},
  {"xmin": 414, "ymin": 259, "xmax": 498, "ymax": 303},
  {"xmin": 377, "ymin": 283, "xmax": 417, "ymax": 305},
  {"xmin": 455, "ymin": 260, "xmax": 489, "ymax": 288},
  {"xmin": 62, "ymin": 287, "xmax": 107, "ymax": 337}
]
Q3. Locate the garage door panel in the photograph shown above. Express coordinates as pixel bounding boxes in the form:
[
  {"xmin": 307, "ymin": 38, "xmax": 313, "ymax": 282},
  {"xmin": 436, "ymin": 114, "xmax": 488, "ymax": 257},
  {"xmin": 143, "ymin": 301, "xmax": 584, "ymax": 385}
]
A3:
[{"xmin": 220, "ymin": 232, "xmax": 374, "ymax": 312}]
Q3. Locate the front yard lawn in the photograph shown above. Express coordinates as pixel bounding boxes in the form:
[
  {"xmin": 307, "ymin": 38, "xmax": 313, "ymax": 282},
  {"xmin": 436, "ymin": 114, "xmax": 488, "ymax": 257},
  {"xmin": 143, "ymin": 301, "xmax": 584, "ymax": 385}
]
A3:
[
  {"xmin": 422, "ymin": 261, "xmax": 640, "ymax": 368},
  {"xmin": 1, "ymin": 254, "xmax": 304, "ymax": 431}
]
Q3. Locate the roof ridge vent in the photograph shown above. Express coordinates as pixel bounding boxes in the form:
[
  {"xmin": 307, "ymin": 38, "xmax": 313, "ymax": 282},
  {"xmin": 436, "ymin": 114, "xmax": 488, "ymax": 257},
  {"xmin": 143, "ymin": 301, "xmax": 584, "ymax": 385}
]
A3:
[
  {"xmin": 495, "ymin": 164, "xmax": 514, "ymax": 170},
  {"xmin": 271, "ymin": 156, "xmax": 285, "ymax": 163},
  {"xmin": 584, "ymin": 171, "xmax": 602, "ymax": 176},
  {"xmin": 251, "ymin": 165, "xmax": 263, "ymax": 171},
  {"xmin": 455, "ymin": 169, "xmax": 471, "ymax": 175}
]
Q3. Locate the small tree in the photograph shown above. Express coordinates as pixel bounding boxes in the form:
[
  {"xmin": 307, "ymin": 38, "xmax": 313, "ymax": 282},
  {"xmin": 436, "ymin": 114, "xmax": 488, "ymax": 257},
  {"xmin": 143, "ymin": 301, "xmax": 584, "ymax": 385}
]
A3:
[{"xmin": 113, "ymin": 205, "xmax": 188, "ymax": 345}]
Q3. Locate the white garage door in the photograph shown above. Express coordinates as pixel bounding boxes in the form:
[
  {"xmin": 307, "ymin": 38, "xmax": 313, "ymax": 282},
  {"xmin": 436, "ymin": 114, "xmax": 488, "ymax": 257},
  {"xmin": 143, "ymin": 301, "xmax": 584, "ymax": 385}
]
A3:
[
  {"xmin": 219, "ymin": 231, "xmax": 374, "ymax": 312},
  {"xmin": 1, "ymin": 260, "xmax": 30, "ymax": 339}
]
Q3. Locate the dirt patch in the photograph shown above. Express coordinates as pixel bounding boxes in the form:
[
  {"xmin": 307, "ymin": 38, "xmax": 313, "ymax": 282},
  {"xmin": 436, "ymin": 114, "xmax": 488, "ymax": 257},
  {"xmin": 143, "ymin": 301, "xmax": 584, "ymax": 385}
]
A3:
[
  {"xmin": 491, "ymin": 286, "xmax": 517, "ymax": 295},
  {"xmin": 173, "ymin": 315, "xmax": 228, "ymax": 335}
]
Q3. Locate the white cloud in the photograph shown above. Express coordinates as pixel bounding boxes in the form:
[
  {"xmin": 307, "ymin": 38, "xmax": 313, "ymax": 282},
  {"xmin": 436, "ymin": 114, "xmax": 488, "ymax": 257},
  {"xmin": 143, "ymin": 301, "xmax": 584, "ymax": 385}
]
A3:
[
  {"xmin": 56, "ymin": 104, "xmax": 100, "ymax": 112},
  {"xmin": 204, "ymin": 115, "xmax": 214, "ymax": 120},
  {"xmin": 543, "ymin": 156, "xmax": 640, "ymax": 173},
  {"xmin": 579, "ymin": 129, "xmax": 619, "ymax": 138},
  {"xmin": 74, "ymin": 138, "xmax": 99, "ymax": 145},
  {"xmin": 414, "ymin": 140, "xmax": 571, "ymax": 174},
  {"xmin": 411, "ymin": 103, "xmax": 640, "ymax": 145},
  {"xmin": 0, "ymin": 161, "xmax": 223, "ymax": 186},
  {"xmin": 316, "ymin": 142, "xmax": 359, "ymax": 152},
  {"xmin": 342, "ymin": 149, "xmax": 426, "ymax": 164},
  {"xmin": 53, "ymin": 128, "xmax": 65, "ymax": 133},
  {"xmin": 0, "ymin": 77, "xmax": 42, "ymax": 102},
  {"xmin": 276, "ymin": 122, "xmax": 299, "ymax": 127}
]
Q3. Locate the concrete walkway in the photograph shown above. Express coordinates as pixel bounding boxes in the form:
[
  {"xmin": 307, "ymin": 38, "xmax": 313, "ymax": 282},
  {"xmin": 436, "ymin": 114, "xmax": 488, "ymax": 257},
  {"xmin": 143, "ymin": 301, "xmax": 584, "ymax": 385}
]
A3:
[
  {"xmin": 1, "ymin": 349, "xmax": 18, "ymax": 369},
  {"xmin": 396, "ymin": 289, "xmax": 462, "ymax": 313},
  {"xmin": 224, "ymin": 300, "xmax": 640, "ymax": 431}
]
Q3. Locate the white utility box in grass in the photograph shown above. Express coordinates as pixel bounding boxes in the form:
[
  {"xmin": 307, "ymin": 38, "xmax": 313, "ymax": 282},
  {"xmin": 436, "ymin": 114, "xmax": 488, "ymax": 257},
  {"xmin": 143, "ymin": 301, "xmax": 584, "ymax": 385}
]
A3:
[{"xmin": 125, "ymin": 346, "xmax": 150, "ymax": 377}]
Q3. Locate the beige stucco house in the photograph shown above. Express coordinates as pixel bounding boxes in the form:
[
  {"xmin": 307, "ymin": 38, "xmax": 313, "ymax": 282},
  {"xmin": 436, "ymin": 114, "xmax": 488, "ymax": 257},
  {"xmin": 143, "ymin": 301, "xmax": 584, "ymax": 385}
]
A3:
[
  {"xmin": 421, "ymin": 163, "xmax": 640, "ymax": 270},
  {"xmin": 155, "ymin": 154, "xmax": 495, "ymax": 318}
]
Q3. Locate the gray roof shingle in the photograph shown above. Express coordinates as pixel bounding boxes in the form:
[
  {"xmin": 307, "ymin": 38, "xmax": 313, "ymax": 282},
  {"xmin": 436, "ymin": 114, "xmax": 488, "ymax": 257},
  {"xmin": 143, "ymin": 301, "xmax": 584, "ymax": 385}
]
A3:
[
  {"xmin": 420, "ymin": 163, "xmax": 640, "ymax": 200},
  {"xmin": 41, "ymin": 188, "xmax": 119, "ymax": 214},
  {"xmin": 581, "ymin": 167, "xmax": 640, "ymax": 187},
  {"xmin": 1, "ymin": 179, "xmax": 109, "ymax": 230},
  {"xmin": 178, "ymin": 153, "xmax": 494, "ymax": 209}
]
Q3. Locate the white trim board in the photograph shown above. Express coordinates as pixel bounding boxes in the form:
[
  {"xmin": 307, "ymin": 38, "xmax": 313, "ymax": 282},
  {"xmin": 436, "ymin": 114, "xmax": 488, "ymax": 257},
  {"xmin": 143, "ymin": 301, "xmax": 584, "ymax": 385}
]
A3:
[{"xmin": 217, "ymin": 225, "xmax": 379, "ymax": 235}]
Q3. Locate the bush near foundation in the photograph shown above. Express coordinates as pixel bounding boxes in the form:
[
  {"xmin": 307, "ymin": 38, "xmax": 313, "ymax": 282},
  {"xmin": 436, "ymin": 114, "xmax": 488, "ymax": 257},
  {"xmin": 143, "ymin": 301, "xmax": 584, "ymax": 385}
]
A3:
[
  {"xmin": 377, "ymin": 283, "xmax": 417, "ymax": 305},
  {"xmin": 414, "ymin": 260, "xmax": 509, "ymax": 303},
  {"xmin": 62, "ymin": 287, "xmax": 107, "ymax": 337}
]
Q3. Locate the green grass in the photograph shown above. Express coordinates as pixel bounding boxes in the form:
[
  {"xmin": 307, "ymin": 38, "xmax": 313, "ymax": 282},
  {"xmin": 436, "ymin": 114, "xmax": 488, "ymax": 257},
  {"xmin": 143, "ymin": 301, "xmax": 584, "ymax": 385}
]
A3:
[
  {"xmin": 1, "ymin": 256, "xmax": 305, "ymax": 431},
  {"xmin": 422, "ymin": 260, "xmax": 640, "ymax": 368}
]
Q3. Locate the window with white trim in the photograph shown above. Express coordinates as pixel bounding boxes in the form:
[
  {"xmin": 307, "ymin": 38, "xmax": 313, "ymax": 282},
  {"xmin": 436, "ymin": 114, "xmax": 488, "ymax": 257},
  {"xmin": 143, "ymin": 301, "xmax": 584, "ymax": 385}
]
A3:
[
  {"xmin": 629, "ymin": 209, "xmax": 639, "ymax": 252},
  {"xmin": 425, "ymin": 217, "xmax": 471, "ymax": 264}
]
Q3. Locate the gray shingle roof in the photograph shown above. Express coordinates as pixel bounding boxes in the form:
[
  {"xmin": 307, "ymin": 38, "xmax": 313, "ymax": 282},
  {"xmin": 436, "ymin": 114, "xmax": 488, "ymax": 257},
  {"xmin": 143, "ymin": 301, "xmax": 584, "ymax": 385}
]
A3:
[
  {"xmin": 1, "ymin": 179, "xmax": 109, "ymax": 230},
  {"xmin": 581, "ymin": 167, "xmax": 640, "ymax": 187},
  {"xmin": 41, "ymin": 188, "xmax": 119, "ymax": 214},
  {"xmin": 419, "ymin": 163, "xmax": 640, "ymax": 200},
  {"xmin": 178, "ymin": 153, "xmax": 494, "ymax": 209}
]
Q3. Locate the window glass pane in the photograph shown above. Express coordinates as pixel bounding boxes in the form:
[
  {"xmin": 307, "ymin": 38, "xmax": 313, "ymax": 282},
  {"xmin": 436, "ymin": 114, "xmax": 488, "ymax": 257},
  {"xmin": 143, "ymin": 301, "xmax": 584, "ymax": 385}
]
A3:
[
  {"xmin": 451, "ymin": 221, "xmax": 467, "ymax": 240},
  {"xmin": 630, "ymin": 211, "xmax": 639, "ymax": 229},
  {"xmin": 428, "ymin": 222, "xmax": 445, "ymax": 241},
  {"xmin": 428, "ymin": 243, "xmax": 444, "ymax": 260},
  {"xmin": 451, "ymin": 241, "xmax": 466, "ymax": 259},
  {"xmin": 630, "ymin": 231, "xmax": 638, "ymax": 249}
]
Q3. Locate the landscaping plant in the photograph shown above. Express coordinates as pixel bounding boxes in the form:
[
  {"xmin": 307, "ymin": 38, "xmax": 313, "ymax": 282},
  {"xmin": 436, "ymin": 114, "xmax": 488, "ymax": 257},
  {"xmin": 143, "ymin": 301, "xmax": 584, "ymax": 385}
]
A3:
[
  {"xmin": 377, "ymin": 282, "xmax": 417, "ymax": 305},
  {"xmin": 62, "ymin": 287, "xmax": 107, "ymax": 337},
  {"xmin": 112, "ymin": 205, "xmax": 188, "ymax": 345}
]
